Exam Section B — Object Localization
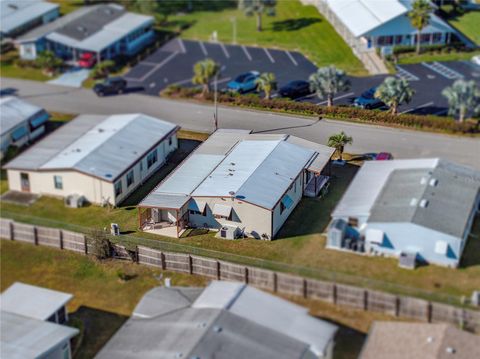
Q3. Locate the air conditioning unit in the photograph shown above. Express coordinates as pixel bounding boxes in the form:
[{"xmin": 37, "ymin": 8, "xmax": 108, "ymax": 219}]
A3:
[
  {"xmin": 64, "ymin": 194, "xmax": 85, "ymax": 208},
  {"xmin": 219, "ymin": 226, "xmax": 239, "ymax": 240}
]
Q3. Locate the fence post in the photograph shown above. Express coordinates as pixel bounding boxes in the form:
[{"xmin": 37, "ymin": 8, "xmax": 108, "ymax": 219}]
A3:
[
  {"xmin": 395, "ymin": 297, "xmax": 400, "ymax": 317},
  {"xmin": 273, "ymin": 273, "xmax": 278, "ymax": 293},
  {"xmin": 303, "ymin": 279, "xmax": 308, "ymax": 299},
  {"xmin": 33, "ymin": 227, "xmax": 38, "ymax": 245},
  {"xmin": 188, "ymin": 255, "xmax": 193, "ymax": 275},
  {"xmin": 427, "ymin": 302, "xmax": 433, "ymax": 323},
  {"xmin": 135, "ymin": 246, "xmax": 139, "ymax": 264},
  {"xmin": 244, "ymin": 267, "xmax": 249, "ymax": 284},
  {"xmin": 59, "ymin": 230, "xmax": 64, "ymax": 250},
  {"xmin": 332, "ymin": 284, "xmax": 337, "ymax": 305},
  {"xmin": 216, "ymin": 261, "xmax": 221, "ymax": 280},
  {"xmin": 363, "ymin": 290, "xmax": 369, "ymax": 311},
  {"xmin": 9, "ymin": 222, "xmax": 14, "ymax": 241},
  {"xmin": 84, "ymin": 235, "xmax": 88, "ymax": 255},
  {"xmin": 160, "ymin": 252, "xmax": 166, "ymax": 270}
]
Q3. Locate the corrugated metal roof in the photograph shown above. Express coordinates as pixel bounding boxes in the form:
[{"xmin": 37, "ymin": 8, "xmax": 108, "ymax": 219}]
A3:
[
  {"xmin": 0, "ymin": 96, "xmax": 45, "ymax": 136},
  {"xmin": 332, "ymin": 158, "xmax": 439, "ymax": 219},
  {"xmin": 1, "ymin": 311, "xmax": 78, "ymax": 359},
  {"xmin": 325, "ymin": 0, "xmax": 411, "ymax": 37},
  {"xmin": 4, "ymin": 113, "xmax": 178, "ymax": 181},
  {"xmin": 0, "ymin": 0, "xmax": 58, "ymax": 35},
  {"xmin": 140, "ymin": 130, "xmax": 332, "ymax": 210},
  {"xmin": 46, "ymin": 12, "xmax": 154, "ymax": 52},
  {"xmin": 0, "ymin": 282, "xmax": 72, "ymax": 321},
  {"xmin": 369, "ymin": 160, "xmax": 480, "ymax": 238},
  {"xmin": 139, "ymin": 193, "xmax": 190, "ymax": 209}
]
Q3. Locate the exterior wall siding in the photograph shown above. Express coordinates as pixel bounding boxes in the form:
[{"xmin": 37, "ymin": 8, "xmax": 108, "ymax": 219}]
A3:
[{"xmin": 272, "ymin": 173, "xmax": 304, "ymax": 237}]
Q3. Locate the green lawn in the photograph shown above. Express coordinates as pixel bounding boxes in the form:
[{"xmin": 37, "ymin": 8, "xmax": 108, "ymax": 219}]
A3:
[
  {"xmin": 446, "ymin": 10, "xmax": 480, "ymax": 46},
  {"xmin": 165, "ymin": 0, "xmax": 366, "ymax": 75},
  {"xmin": 1, "ymin": 239, "xmax": 402, "ymax": 358},
  {"xmin": 0, "ymin": 51, "xmax": 50, "ymax": 81}
]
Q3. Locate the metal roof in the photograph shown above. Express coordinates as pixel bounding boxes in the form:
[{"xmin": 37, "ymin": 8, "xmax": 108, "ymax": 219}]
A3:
[
  {"xmin": 0, "ymin": 282, "xmax": 73, "ymax": 321},
  {"xmin": 140, "ymin": 130, "xmax": 332, "ymax": 210},
  {"xmin": 95, "ymin": 282, "xmax": 336, "ymax": 359},
  {"xmin": 325, "ymin": 0, "xmax": 411, "ymax": 37},
  {"xmin": 332, "ymin": 158, "xmax": 439, "ymax": 219},
  {"xmin": 1, "ymin": 311, "xmax": 78, "ymax": 359},
  {"xmin": 369, "ymin": 160, "xmax": 480, "ymax": 238},
  {"xmin": 0, "ymin": 96, "xmax": 45, "ymax": 136},
  {"xmin": 4, "ymin": 113, "xmax": 178, "ymax": 182},
  {"xmin": 0, "ymin": 0, "xmax": 58, "ymax": 35}
]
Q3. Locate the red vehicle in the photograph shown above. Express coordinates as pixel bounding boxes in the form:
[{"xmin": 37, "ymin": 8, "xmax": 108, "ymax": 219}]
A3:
[
  {"xmin": 78, "ymin": 53, "xmax": 96, "ymax": 68},
  {"xmin": 375, "ymin": 152, "xmax": 393, "ymax": 160}
]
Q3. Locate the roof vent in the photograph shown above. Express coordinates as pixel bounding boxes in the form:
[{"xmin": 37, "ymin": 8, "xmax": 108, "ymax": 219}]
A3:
[
  {"xmin": 446, "ymin": 347, "xmax": 456, "ymax": 354},
  {"xmin": 420, "ymin": 176, "xmax": 429, "ymax": 185},
  {"xmin": 77, "ymin": 25, "xmax": 86, "ymax": 33},
  {"xmin": 230, "ymin": 162, "xmax": 235, "ymax": 166},
  {"xmin": 419, "ymin": 199, "xmax": 429, "ymax": 208},
  {"xmin": 8, "ymin": 4, "xmax": 18, "ymax": 10},
  {"xmin": 104, "ymin": 8, "xmax": 113, "ymax": 15},
  {"xmin": 212, "ymin": 325, "xmax": 222, "ymax": 333},
  {"xmin": 174, "ymin": 353, "xmax": 183, "ymax": 358},
  {"xmin": 98, "ymin": 128, "xmax": 105, "ymax": 133},
  {"xmin": 410, "ymin": 198, "xmax": 418, "ymax": 206},
  {"xmin": 229, "ymin": 191, "xmax": 235, "ymax": 196},
  {"xmin": 429, "ymin": 178, "xmax": 438, "ymax": 187},
  {"xmin": 427, "ymin": 336, "xmax": 434, "ymax": 343}
]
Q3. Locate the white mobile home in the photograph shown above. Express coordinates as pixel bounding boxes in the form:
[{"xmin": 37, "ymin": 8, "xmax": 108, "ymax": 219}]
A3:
[
  {"xmin": 138, "ymin": 129, "xmax": 334, "ymax": 239},
  {"xmin": 0, "ymin": 96, "xmax": 50, "ymax": 159},
  {"xmin": 4, "ymin": 113, "xmax": 179, "ymax": 206},
  {"xmin": 328, "ymin": 159, "xmax": 480, "ymax": 267}
]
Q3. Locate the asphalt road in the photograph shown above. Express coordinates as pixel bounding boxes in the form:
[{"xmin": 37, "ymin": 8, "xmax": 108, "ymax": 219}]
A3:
[{"xmin": 2, "ymin": 77, "xmax": 479, "ymax": 169}]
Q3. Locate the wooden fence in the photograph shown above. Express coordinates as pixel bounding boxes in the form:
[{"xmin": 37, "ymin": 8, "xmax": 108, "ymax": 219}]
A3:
[{"xmin": 2, "ymin": 218, "xmax": 479, "ymax": 332}]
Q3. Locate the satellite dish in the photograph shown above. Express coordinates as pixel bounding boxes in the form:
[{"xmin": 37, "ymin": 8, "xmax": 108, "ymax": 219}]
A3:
[{"xmin": 229, "ymin": 191, "xmax": 235, "ymax": 196}]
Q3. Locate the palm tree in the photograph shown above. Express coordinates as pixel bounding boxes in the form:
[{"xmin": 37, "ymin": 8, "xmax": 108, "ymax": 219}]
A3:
[
  {"xmin": 309, "ymin": 66, "xmax": 351, "ymax": 107},
  {"xmin": 255, "ymin": 72, "xmax": 277, "ymax": 99},
  {"xmin": 328, "ymin": 132, "xmax": 353, "ymax": 160},
  {"xmin": 408, "ymin": 0, "xmax": 433, "ymax": 54},
  {"xmin": 374, "ymin": 77, "xmax": 414, "ymax": 115},
  {"xmin": 442, "ymin": 80, "xmax": 480, "ymax": 122},
  {"xmin": 192, "ymin": 58, "xmax": 221, "ymax": 97},
  {"xmin": 239, "ymin": 0, "xmax": 276, "ymax": 32}
]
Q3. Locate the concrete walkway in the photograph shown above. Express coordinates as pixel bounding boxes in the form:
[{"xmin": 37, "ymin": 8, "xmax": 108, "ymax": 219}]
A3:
[{"xmin": 47, "ymin": 68, "xmax": 90, "ymax": 88}]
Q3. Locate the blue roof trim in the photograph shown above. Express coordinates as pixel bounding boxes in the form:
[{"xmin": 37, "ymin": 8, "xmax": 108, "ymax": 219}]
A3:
[
  {"xmin": 11, "ymin": 126, "xmax": 28, "ymax": 141},
  {"xmin": 30, "ymin": 112, "xmax": 49, "ymax": 128}
]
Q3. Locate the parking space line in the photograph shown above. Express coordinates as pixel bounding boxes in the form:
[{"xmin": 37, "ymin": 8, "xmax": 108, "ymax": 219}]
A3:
[
  {"xmin": 296, "ymin": 93, "xmax": 317, "ymax": 101},
  {"xmin": 241, "ymin": 46, "xmax": 252, "ymax": 61},
  {"xmin": 264, "ymin": 48, "xmax": 275, "ymax": 63},
  {"xmin": 140, "ymin": 51, "xmax": 178, "ymax": 82},
  {"xmin": 400, "ymin": 101, "xmax": 434, "ymax": 114},
  {"xmin": 219, "ymin": 43, "xmax": 230, "ymax": 59},
  {"xmin": 178, "ymin": 38, "xmax": 186, "ymax": 53},
  {"xmin": 396, "ymin": 65, "xmax": 419, "ymax": 81},
  {"xmin": 421, "ymin": 62, "xmax": 463, "ymax": 80},
  {"xmin": 140, "ymin": 61, "xmax": 160, "ymax": 67},
  {"xmin": 199, "ymin": 41, "xmax": 208, "ymax": 56},
  {"xmin": 317, "ymin": 92, "xmax": 354, "ymax": 105},
  {"xmin": 285, "ymin": 51, "xmax": 298, "ymax": 66}
]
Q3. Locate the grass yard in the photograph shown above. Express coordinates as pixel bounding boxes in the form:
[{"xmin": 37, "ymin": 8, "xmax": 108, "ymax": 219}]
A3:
[
  {"xmin": 0, "ymin": 51, "xmax": 50, "ymax": 82},
  {"xmin": 1, "ymin": 240, "xmax": 406, "ymax": 358},
  {"xmin": 445, "ymin": 9, "xmax": 480, "ymax": 46},
  {"xmin": 165, "ymin": 0, "xmax": 366, "ymax": 75}
]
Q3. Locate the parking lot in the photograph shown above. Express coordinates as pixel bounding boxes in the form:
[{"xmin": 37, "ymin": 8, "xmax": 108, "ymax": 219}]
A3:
[
  {"xmin": 124, "ymin": 37, "xmax": 480, "ymax": 116},
  {"xmin": 124, "ymin": 37, "xmax": 316, "ymax": 96}
]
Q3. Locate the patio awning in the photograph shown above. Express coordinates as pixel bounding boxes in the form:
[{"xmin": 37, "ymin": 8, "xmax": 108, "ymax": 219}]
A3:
[
  {"xmin": 281, "ymin": 195, "xmax": 294, "ymax": 209},
  {"xmin": 212, "ymin": 204, "xmax": 232, "ymax": 217},
  {"xmin": 188, "ymin": 199, "xmax": 207, "ymax": 213}
]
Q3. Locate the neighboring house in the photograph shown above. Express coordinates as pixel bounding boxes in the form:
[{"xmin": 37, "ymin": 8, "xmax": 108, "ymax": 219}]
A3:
[
  {"xmin": 305, "ymin": 0, "xmax": 456, "ymax": 52},
  {"xmin": 0, "ymin": 282, "xmax": 78, "ymax": 359},
  {"xmin": 95, "ymin": 281, "xmax": 338, "ymax": 359},
  {"xmin": 138, "ymin": 129, "xmax": 334, "ymax": 239},
  {"xmin": 359, "ymin": 322, "xmax": 480, "ymax": 359},
  {"xmin": 328, "ymin": 159, "xmax": 480, "ymax": 268},
  {"xmin": 4, "ymin": 113, "xmax": 179, "ymax": 206},
  {"xmin": 16, "ymin": 3, "xmax": 155, "ymax": 61},
  {"xmin": 0, "ymin": 96, "xmax": 50, "ymax": 159},
  {"xmin": 0, "ymin": 0, "xmax": 59, "ymax": 39}
]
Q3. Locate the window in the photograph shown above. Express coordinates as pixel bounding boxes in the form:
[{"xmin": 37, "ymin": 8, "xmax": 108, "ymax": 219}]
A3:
[
  {"xmin": 114, "ymin": 181, "xmax": 122, "ymax": 197},
  {"xmin": 280, "ymin": 201, "xmax": 286, "ymax": 215},
  {"xmin": 54, "ymin": 175, "xmax": 63, "ymax": 189},
  {"xmin": 189, "ymin": 210, "xmax": 205, "ymax": 216},
  {"xmin": 168, "ymin": 136, "xmax": 173, "ymax": 146},
  {"xmin": 139, "ymin": 160, "xmax": 143, "ymax": 172},
  {"xmin": 126, "ymin": 170, "xmax": 134, "ymax": 187},
  {"xmin": 147, "ymin": 149, "xmax": 158, "ymax": 169}
]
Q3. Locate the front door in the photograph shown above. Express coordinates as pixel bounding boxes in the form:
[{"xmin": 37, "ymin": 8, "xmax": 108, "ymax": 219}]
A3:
[
  {"xmin": 152, "ymin": 208, "xmax": 160, "ymax": 222},
  {"xmin": 20, "ymin": 173, "xmax": 30, "ymax": 192}
]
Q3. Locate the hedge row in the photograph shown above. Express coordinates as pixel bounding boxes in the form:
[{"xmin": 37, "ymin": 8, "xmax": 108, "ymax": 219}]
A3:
[{"xmin": 162, "ymin": 86, "xmax": 478, "ymax": 134}]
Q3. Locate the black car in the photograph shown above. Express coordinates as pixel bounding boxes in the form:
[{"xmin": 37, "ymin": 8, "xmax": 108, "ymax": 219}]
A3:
[
  {"xmin": 93, "ymin": 77, "xmax": 127, "ymax": 96},
  {"xmin": 279, "ymin": 80, "xmax": 312, "ymax": 99}
]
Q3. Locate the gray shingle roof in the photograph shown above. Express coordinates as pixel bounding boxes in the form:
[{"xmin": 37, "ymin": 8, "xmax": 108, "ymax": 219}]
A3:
[
  {"xmin": 4, "ymin": 113, "xmax": 178, "ymax": 182},
  {"xmin": 369, "ymin": 160, "xmax": 480, "ymax": 238}
]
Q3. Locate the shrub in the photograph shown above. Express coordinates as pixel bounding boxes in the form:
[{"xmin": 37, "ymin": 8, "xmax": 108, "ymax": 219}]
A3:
[
  {"xmin": 161, "ymin": 86, "xmax": 478, "ymax": 134},
  {"xmin": 87, "ymin": 229, "xmax": 111, "ymax": 260},
  {"xmin": 92, "ymin": 60, "xmax": 116, "ymax": 79}
]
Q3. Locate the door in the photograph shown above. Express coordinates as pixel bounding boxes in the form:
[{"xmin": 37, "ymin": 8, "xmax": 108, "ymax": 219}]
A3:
[
  {"xmin": 20, "ymin": 173, "xmax": 30, "ymax": 192},
  {"xmin": 152, "ymin": 208, "xmax": 160, "ymax": 222}
]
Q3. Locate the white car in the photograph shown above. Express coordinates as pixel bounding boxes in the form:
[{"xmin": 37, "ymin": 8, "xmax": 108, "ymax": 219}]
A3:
[{"xmin": 472, "ymin": 55, "xmax": 480, "ymax": 66}]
